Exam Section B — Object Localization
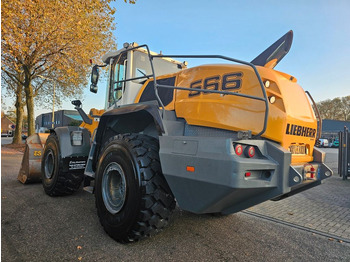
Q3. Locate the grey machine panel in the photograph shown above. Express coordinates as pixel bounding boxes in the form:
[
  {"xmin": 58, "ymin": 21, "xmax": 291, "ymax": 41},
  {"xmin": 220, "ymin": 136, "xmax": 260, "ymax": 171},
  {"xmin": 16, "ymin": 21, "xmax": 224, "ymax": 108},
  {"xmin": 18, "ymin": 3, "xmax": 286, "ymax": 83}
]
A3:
[
  {"xmin": 159, "ymin": 135, "xmax": 332, "ymax": 214},
  {"xmin": 54, "ymin": 126, "xmax": 91, "ymax": 158}
]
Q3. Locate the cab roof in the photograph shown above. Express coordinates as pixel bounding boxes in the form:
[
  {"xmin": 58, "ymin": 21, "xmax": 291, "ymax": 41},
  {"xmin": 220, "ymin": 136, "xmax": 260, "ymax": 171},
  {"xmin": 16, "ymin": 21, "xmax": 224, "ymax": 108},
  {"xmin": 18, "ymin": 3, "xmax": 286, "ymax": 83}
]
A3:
[{"xmin": 102, "ymin": 42, "xmax": 183, "ymax": 65}]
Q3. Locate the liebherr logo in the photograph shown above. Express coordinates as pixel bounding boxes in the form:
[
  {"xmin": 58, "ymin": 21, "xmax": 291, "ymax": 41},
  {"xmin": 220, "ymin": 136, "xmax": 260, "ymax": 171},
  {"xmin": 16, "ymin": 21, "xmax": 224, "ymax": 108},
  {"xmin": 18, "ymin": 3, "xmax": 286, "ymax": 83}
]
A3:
[{"xmin": 285, "ymin": 123, "xmax": 316, "ymax": 138}]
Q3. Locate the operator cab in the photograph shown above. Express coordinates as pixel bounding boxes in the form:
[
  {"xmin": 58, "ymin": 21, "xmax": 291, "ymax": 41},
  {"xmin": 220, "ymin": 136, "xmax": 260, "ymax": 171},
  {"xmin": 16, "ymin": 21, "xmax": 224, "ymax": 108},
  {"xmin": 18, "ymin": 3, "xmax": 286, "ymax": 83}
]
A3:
[{"xmin": 91, "ymin": 42, "xmax": 185, "ymax": 110}]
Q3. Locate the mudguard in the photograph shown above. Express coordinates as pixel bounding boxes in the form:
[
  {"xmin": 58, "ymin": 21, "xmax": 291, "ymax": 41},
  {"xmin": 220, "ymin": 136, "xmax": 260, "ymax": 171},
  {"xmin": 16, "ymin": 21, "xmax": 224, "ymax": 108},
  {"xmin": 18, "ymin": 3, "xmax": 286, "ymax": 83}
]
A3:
[
  {"xmin": 90, "ymin": 101, "xmax": 164, "ymax": 174},
  {"xmin": 54, "ymin": 126, "xmax": 91, "ymax": 158}
]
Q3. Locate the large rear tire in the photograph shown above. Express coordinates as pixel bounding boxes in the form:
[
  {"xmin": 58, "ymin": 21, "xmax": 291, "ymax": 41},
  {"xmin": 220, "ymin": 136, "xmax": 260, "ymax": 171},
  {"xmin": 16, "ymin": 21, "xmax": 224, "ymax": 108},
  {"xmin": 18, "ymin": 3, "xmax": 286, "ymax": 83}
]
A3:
[
  {"xmin": 41, "ymin": 133, "xmax": 83, "ymax": 196},
  {"xmin": 95, "ymin": 133, "xmax": 175, "ymax": 243}
]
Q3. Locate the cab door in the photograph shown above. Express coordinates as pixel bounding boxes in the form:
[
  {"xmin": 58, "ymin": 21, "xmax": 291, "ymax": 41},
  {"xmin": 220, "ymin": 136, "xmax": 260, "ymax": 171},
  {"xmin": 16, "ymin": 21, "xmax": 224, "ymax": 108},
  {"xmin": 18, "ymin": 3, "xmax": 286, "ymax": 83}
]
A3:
[{"xmin": 108, "ymin": 52, "xmax": 128, "ymax": 108}]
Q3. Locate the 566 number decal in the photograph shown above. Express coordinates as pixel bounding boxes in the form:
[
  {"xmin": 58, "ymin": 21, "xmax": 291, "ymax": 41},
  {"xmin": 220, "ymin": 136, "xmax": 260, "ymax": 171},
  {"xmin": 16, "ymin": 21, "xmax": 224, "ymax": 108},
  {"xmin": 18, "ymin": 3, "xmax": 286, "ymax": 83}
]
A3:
[{"xmin": 189, "ymin": 72, "xmax": 243, "ymax": 97}]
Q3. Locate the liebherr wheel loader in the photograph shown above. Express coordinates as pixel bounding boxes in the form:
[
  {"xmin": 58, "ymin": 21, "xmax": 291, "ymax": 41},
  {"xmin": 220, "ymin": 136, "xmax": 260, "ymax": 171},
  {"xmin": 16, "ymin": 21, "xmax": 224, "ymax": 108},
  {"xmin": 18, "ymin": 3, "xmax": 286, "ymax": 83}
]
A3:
[{"xmin": 19, "ymin": 31, "xmax": 332, "ymax": 243}]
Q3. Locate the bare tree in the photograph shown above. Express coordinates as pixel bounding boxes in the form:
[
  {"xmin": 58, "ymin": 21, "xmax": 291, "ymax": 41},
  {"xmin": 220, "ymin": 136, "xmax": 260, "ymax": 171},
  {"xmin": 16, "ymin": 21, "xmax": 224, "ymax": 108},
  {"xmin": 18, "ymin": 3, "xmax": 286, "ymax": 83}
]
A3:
[{"xmin": 317, "ymin": 96, "xmax": 350, "ymax": 121}]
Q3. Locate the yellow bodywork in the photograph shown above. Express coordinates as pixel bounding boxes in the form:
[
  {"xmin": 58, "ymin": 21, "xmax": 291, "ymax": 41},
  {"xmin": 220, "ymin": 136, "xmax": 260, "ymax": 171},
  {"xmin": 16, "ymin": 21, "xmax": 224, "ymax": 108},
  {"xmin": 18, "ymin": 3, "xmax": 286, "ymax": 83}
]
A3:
[
  {"xmin": 135, "ymin": 64, "xmax": 317, "ymax": 165},
  {"xmin": 79, "ymin": 108, "xmax": 105, "ymax": 139}
]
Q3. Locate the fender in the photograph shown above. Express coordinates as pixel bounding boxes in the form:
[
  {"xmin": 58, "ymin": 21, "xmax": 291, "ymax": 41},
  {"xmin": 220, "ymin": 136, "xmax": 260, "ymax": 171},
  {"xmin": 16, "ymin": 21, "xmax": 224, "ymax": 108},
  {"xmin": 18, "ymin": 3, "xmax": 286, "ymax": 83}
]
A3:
[
  {"xmin": 53, "ymin": 126, "xmax": 91, "ymax": 158},
  {"xmin": 91, "ymin": 101, "xmax": 164, "ymax": 173}
]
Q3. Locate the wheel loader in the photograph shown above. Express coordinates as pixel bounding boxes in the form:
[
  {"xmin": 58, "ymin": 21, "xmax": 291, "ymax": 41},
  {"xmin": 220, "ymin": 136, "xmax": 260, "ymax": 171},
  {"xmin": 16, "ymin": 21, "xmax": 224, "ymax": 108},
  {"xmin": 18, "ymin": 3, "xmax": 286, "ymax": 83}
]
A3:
[{"xmin": 19, "ymin": 30, "xmax": 332, "ymax": 243}]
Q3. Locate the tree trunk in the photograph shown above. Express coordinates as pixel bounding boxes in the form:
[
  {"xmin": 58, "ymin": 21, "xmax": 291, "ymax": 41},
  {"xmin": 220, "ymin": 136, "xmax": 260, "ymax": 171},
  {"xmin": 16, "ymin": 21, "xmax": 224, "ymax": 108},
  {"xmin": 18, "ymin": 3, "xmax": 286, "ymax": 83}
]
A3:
[
  {"xmin": 24, "ymin": 69, "xmax": 35, "ymax": 136},
  {"xmin": 12, "ymin": 84, "xmax": 24, "ymax": 144}
]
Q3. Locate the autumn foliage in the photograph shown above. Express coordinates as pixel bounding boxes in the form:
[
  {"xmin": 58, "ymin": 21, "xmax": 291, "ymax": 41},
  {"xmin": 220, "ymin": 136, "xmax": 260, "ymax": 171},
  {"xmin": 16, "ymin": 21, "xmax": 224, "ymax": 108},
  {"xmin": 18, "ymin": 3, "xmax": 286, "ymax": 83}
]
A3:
[{"xmin": 1, "ymin": 0, "xmax": 127, "ymax": 137}]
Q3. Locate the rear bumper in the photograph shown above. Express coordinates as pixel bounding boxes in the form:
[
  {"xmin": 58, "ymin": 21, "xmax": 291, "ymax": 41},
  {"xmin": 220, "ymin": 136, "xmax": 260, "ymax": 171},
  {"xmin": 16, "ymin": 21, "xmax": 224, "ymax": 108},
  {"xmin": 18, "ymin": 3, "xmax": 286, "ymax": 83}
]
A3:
[{"xmin": 159, "ymin": 136, "xmax": 332, "ymax": 214}]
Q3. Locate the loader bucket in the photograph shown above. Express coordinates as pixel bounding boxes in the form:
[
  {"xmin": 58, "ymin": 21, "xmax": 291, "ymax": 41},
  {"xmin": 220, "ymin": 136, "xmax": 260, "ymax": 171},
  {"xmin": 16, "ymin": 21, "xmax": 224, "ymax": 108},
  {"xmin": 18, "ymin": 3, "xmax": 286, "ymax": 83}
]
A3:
[{"xmin": 18, "ymin": 133, "xmax": 49, "ymax": 184}]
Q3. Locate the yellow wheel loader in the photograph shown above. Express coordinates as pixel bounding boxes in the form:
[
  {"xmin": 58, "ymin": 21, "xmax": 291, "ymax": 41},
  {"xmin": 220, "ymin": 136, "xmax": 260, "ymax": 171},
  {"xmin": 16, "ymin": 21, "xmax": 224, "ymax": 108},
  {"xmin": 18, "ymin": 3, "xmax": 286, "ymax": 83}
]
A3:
[{"xmin": 19, "ymin": 31, "xmax": 332, "ymax": 243}]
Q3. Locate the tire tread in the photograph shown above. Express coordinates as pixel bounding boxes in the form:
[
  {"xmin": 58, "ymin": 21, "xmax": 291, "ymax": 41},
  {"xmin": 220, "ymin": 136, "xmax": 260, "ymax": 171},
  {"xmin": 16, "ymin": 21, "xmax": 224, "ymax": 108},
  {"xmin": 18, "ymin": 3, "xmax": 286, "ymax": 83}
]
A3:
[
  {"xmin": 97, "ymin": 133, "xmax": 175, "ymax": 243},
  {"xmin": 42, "ymin": 133, "xmax": 83, "ymax": 196}
]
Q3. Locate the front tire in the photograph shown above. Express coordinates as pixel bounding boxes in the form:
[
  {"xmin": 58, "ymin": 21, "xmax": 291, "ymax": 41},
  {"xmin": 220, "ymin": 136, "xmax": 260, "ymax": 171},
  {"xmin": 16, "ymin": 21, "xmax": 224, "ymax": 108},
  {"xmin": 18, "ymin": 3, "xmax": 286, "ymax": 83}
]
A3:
[
  {"xmin": 95, "ymin": 134, "xmax": 175, "ymax": 243},
  {"xmin": 41, "ymin": 133, "xmax": 83, "ymax": 196}
]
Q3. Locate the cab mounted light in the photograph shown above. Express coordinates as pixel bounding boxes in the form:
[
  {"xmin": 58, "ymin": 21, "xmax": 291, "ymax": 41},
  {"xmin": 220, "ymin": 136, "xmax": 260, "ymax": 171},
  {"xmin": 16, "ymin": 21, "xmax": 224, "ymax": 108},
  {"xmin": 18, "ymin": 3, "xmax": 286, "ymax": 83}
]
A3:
[{"xmin": 269, "ymin": 96, "xmax": 276, "ymax": 104}]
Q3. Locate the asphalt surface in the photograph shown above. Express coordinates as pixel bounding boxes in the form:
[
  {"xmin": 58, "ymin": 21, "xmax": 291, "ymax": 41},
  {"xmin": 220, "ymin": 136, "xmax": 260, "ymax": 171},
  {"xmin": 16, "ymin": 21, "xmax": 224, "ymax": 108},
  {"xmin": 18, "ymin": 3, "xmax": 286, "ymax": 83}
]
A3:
[{"xmin": 1, "ymin": 142, "xmax": 350, "ymax": 261}]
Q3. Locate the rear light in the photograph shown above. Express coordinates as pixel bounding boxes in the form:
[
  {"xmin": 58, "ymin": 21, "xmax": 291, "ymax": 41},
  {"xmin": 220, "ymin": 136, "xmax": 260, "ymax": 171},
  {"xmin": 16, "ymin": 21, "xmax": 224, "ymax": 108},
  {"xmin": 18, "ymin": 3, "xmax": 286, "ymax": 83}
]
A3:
[
  {"xmin": 245, "ymin": 146, "xmax": 255, "ymax": 158},
  {"xmin": 245, "ymin": 172, "xmax": 251, "ymax": 177},
  {"xmin": 235, "ymin": 144, "xmax": 243, "ymax": 156},
  {"xmin": 233, "ymin": 143, "xmax": 259, "ymax": 158}
]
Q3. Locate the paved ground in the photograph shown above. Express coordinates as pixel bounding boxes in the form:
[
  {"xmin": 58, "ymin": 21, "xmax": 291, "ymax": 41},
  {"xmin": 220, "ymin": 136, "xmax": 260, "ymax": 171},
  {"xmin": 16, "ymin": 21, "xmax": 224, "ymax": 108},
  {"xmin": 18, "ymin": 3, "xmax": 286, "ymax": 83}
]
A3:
[
  {"xmin": 2, "ymin": 144, "xmax": 349, "ymax": 261},
  {"xmin": 248, "ymin": 148, "xmax": 350, "ymax": 242}
]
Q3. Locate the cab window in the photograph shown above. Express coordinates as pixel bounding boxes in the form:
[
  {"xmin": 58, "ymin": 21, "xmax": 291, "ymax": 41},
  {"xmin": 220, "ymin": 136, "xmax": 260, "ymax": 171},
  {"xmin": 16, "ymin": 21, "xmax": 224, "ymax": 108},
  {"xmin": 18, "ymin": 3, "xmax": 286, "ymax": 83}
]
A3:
[{"xmin": 132, "ymin": 51, "xmax": 181, "ymax": 83}]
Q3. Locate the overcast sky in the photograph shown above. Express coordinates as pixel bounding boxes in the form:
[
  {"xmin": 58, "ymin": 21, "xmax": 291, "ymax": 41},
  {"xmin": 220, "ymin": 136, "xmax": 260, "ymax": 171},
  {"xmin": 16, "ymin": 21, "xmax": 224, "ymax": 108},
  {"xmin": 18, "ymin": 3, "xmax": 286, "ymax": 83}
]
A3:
[{"xmin": 34, "ymin": 0, "xmax": 350, "ymax": 116}]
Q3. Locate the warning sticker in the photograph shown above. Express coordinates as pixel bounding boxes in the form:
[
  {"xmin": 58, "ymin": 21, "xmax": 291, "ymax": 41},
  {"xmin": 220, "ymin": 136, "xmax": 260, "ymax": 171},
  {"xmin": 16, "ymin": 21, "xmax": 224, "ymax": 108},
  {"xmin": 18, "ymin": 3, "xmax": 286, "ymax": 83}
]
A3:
[{"xmin": 69, "ymin": 160, "xmax": 86, "ymax": 170}]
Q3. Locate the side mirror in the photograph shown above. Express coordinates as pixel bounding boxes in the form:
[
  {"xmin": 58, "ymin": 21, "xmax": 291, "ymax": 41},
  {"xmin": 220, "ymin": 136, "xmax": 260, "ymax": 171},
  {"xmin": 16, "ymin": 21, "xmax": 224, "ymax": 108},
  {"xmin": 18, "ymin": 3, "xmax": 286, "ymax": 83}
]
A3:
[
  {"xmin": 90, "ymin": 65, "xmax": 99, "ymax": 93},
  {"xmin": 71, "ymin": 100, "xmax": 82, "ymax": 108}
]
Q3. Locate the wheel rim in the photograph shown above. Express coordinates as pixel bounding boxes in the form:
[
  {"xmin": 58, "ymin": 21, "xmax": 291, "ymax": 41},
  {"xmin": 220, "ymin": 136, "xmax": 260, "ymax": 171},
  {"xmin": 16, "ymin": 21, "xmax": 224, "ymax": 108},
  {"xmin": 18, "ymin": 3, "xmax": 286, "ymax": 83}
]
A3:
[
  {"xmin": 102, "ymin": 162, "xmax": 127, "ymax": 214},
  {"xmin": 44, "ymin": 149, "xmax": 55, "ymax": 179}
]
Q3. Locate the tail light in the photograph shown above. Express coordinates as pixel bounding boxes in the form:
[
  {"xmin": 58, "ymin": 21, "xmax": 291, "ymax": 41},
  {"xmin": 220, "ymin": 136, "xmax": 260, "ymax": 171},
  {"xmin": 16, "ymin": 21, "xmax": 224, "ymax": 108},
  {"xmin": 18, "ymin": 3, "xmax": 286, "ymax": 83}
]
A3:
[
  {"xmin": 245, "ymin": 146, "xmax": 255, "ymax": 158},
  {"xmin": 235, "ymin": 144, "xmax": 243, "ymax": 156},
  {"xmin": 233, "ymin": 143, "xmax": 258, "ymax": 158}
]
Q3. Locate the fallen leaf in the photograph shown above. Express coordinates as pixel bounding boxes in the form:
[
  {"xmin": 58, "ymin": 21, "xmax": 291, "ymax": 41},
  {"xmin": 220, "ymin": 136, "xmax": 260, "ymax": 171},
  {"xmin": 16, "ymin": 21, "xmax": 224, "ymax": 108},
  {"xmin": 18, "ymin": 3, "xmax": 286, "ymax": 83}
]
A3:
[
  {"xmin": 78, "ymin": 257, "xmax": 82, "ymax": 261},
  {"xmin": 338, "ymin": 240, "xmax": 343, "ymax": 243},
  {"xmin": 287, "ymin": 212, "xmax": 294, "ymax": 216},
  {"xmin": 77, "ymin": 246, "xmax": 82, "ymax": 250},
  {"xmin": 328, "ymin": 238, "xmax": 334, "ymax": 241}
]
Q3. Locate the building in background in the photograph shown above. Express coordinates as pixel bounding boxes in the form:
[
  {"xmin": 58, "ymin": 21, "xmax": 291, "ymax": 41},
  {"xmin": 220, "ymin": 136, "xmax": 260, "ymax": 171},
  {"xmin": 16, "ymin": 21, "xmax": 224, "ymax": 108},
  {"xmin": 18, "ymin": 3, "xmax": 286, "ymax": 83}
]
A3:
[
  {"xmin": 321, "ymin": 119, "xmax": 350, "ymax": 145},
  {"xmin": 1, "ymin": 115, "xmax": 15, "ymax": 136},
  {"xmin": 35, "ymin": 110, "xmax": 82, "ymax": 132}
]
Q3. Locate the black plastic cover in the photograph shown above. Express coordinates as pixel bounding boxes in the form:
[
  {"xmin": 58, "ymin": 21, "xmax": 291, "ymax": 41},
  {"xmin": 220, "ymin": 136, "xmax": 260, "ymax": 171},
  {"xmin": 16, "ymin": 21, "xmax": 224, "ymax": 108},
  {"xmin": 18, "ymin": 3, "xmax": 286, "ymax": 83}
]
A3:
[
  {"xmin": 251, "ymin": 30, "xmax": 293, "ymax": 69},
  {"xmin": 139, "ymin": 77, "xmax": 176, "ymax": 106}
]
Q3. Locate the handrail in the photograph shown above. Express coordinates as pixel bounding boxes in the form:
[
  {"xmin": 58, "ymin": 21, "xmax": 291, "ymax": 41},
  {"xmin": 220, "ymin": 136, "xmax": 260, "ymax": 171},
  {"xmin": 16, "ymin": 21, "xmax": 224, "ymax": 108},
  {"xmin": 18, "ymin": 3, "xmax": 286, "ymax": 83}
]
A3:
[
  {"xmin": 305, "ymin": 91, "xmax": 322, "ymax": 143},
  {"xmin": 112, "ymin": 45, "xmax": 269, "ymax": 138},
  {"xmin": 151, "ymin": 54, "xmax": 269, "ymax": 138}
]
